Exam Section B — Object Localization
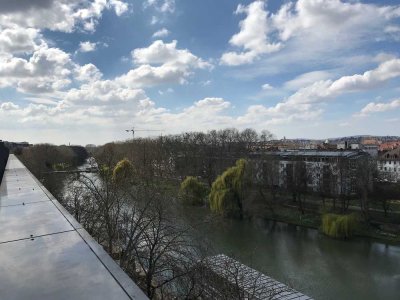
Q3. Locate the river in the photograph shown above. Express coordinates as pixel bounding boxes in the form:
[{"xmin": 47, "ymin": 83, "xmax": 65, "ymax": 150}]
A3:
[
  {"xmin": 63, "ymin": 160, "xmax": 400, "ymax": 299},
  {"xmin": 181, "ymin": 207, "xmax": 400, "ymax": 300}
]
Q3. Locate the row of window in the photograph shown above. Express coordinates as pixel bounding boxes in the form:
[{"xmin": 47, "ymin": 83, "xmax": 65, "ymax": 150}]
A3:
[
  {"xmin": 379, "ymin": 160, "xmax": 398, "ymax": 165},
  {"xmin": 379, "ymin": 167, "xmax": 400, "ymax": 172}
]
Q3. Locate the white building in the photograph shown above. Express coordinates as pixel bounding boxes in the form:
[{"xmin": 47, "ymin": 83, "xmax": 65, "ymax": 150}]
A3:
[{"xmin": 378, "ymin": 148, "xmax": 400, "ymax": 182}]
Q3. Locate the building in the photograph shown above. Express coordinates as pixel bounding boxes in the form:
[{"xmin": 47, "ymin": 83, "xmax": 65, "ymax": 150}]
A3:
[
  {"xmin": 377, "ymin": 147, "xmax": 400, "ymax": 183},
  {"xmin": 361, "ymin": 138, "xmax": 379, "ymax": 157},
  {"xmin": 252, "ymin": 150, "xmax": 371, "ymax": 197},
  {"xmin": 202, "ymin": 254, "xmax": 312, "ymax": 300},
  {"xmin": 379, "ymin": 141, "xmax": 400, "ymax": 152}
]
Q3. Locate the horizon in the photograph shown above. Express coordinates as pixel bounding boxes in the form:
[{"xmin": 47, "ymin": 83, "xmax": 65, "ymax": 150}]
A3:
[
  {"xmin": 4, "ymin": 131, "xmax": 400, "ymax": 147},
  {"xmin": 1, "ymin": 0, "xmax": 400, "ymax": 145}
]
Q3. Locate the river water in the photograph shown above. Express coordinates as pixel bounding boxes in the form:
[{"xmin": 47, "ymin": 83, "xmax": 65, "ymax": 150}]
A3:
[
  {"xmin": 63, "ymin": 161, "xmax": 400, "ymax": 300},
  {"xmin": 181, "ymin": 207, "xmax": 400, "ymax": 300}
]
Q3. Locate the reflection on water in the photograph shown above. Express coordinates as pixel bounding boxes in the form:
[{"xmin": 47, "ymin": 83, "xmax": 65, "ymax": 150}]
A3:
[{"xmin": 182, "ymin": 207, "xmax": 400, "ymax": 300}]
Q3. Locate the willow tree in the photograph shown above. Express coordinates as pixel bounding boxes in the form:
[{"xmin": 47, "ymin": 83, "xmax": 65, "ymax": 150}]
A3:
[
  {"xmin": 209, "ymin": 159, "xmax": 249, "ymax": 219},
  {"xmin": 321, "ymin": 213, "xmax": 357, "ymax": 239},
  {"xmin": 112, "ymin": 158, "xmax": 134, "ymax": 183},
  {"xmin": 180, "ymin": 176, "xmax": 209, "ymax": 206}
]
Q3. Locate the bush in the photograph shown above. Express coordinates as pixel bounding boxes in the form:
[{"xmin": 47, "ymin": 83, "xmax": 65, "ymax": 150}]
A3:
[
  {"xmin": 179, "ymin": 176, "xmax": 209, "ymax": 206},
  {"xmin": 322, "ymin": 213, "xmax": 358, "ymax": 239}
]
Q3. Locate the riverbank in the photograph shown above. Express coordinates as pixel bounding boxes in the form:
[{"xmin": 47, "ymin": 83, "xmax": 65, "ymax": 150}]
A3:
[
  {"xmin": 258, "ymin": 205, "xmax": 400, "ymax": 244},
  {"xmin": 181, "ymin": 206, "xmax": 400, "ymax": 300},
  {"xmin": 163, "ymin": 177, "xmax": 400, "ymax": 243}
]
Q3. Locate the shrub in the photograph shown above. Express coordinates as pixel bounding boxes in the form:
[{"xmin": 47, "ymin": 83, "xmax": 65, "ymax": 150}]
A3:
[
  {"xmin": 179, "ymin": 176, "xmax": 209, "ymax": 206},
  {"xmin": 322, "ymin": 213, "xmax": 357, "ymax": 239}
]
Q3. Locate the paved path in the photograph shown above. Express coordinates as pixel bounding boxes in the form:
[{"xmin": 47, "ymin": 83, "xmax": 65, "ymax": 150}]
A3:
[{"xmin": 0, "ymin": 155, "xmax": 147, "ymax": 300}]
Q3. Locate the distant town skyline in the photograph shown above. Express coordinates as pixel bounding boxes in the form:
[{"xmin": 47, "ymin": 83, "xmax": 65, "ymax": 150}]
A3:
[{"xmin": 0, "ymin": 0, "xmax": 400, "ymax": 145}]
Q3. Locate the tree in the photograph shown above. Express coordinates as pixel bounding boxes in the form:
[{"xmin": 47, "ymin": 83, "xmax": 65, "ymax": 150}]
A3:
[
  {"xmin": 209, "ymin": 159, "xmax": 249, "ymax": 219},
  {"xmin": 372, "ymin": 181, "xmax": 399, "ymax": 217},
  {"xmin": 239, "ymin": 128, "xmax": 258, "ymax": 151},
  {"xmin": 355, "ymin": 156, "xmax": 375, "ymax": 221},
  {"xmin": 254, "ymin": 155, "xmax": 280, "ymax": 214},
  {"xmin": 321, "ymin": 213, "xmax": 358, "ymax": 239},
  {"xmin": 112, "ymin": 158, "xmax": 134, "ymax": 183},
  {"xmin": 179, "ymin": 176, "xmax": 209, "ymax": 205}
]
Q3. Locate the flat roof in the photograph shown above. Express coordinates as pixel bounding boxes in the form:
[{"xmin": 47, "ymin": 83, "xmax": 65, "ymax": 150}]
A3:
[
  {"xmin": 206, "ymin": 254, "xmax": 313, "ymax": 300},
  {"xmin": 0, "ymin": 155, "xmax": 147, "ymax": 300}
]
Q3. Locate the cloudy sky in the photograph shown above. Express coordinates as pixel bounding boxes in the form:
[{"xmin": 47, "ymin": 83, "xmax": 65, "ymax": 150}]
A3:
[{"xmin": 0, "ymin": 0, "xmax": 400, "ymax": 145}]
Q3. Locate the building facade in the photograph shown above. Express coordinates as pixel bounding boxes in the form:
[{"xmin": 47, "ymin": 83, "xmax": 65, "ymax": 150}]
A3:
[
  {"xmin": 377, "ymin": 148, "xmax": 400, "ymax": 183},
  {"xmin": 252, "ymin": 150, "xmax": 371, "ymax": 197}
]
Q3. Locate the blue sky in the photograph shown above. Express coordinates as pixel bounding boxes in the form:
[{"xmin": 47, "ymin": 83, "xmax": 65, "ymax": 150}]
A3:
[{"xmin": 0, "ymin": 0, "xmax": 400, "ymax": 145}]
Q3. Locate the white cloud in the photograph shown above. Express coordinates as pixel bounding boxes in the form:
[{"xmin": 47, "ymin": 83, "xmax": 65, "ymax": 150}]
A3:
[
  {"xmin": 284, "ymin": 70, "xmax": 333, "ymax": 90},
  {"xmin": 282, "ymin": 59, "xmax": 400, "ymax": 107},
  {"xmin": 145, "ymin": 0, "xmax": 175, "ymax": 14},
  {"xmin": 0, "ymin": 26, "xmax": 43, "ymax": 54},
  {"xmin": 115, "ymin": 40, "xmax": 212, "ymax": 88},
  {"xmin": 78, "ymin": 41, "xmax": 97, "ymax": 53},
  {"xmin": 272, "ymin": 0, "xmax": 400, "ymax": 42},
  {"xmin": 328, "ymin": 59, "xmax": 400, "ymax": 94},
  {"xmin": 221, "ymin": 0, "xmax": 400, "ymax": 67},
  {"xmin": 152, "ymin": 28, "xmax": 170, "ymax": 38},
  {"xmin": 0, "ymin": 0, "xmax": 130, "ymax": 33},
  {"xmin": 0, "ymin": 101, "xmax": 19, "ymax": 111},
  {"xmin": 75, "ymin": 63, "xmax": 102, "ymax": 82},
  {"xmin": 236, "ymin": 58, "xmax": 400, "ymax": 126},
  {"xmin": 0, "ymin": 45, "xmax": 73, "ymax": 93},
  {"xmin": 261, "ymin": 83, "xmax": 273, "ymax": 90},
  {"xmin": 132, "ymin": 40, "xmax": 211, "ymax": 69},
  {"xmin": 357, "ymin": 99, "xmax": 400, "ymax": 116},
  {"xmin": 64, "ymin": 80, "xmax": 147, "ymax": 106},
  {"xmin": 151, "ymin": 16, "xmax": 159, "ymax": 25},
  {"xmin": 110, "ymin": 0, "xmax": 129, "ymax": 16},
  {"xmin": 220, "ymin": 1, "xmax": 282, "ymax": 66}
]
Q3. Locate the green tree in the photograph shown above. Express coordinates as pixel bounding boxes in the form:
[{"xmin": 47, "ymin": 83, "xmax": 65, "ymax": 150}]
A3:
[
  {"xmin": 112, "ymin": 158, "xmax": 134, "ymax": 183},
  {"xmin": 180, "ymin": 176, "xmax": 209, "ymax": 206},
  {"xmin": 209, "ymin": 159, "xmax": 249, "ymax": 219}
]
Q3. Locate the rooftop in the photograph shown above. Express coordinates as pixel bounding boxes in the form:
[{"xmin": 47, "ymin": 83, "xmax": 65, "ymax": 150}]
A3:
[
  {"xmin": 206, "ymin": 254, "xmax": 313, "ymax": 300},
  {"xmin": 0, "ymin": 155, "xmax": 147, "ymax": 300}
]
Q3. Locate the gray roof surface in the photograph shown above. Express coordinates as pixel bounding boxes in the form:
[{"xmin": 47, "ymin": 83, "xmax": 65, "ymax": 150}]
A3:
[
  {"xmin": 206, "ymin": 254, "xmax": 313, "ymax": 300},
  {"xmin": 0, "ymin": 155, "xmax": 147, "ymax": 300}
]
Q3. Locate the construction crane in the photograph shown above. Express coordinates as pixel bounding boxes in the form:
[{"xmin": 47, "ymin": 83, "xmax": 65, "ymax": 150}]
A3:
[{"xmin": 125, "ymin": 127, "xmax": 164, "ymax": 139}]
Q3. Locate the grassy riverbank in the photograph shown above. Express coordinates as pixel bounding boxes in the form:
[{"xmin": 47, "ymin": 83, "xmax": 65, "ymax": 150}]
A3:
[
  {"xmin": 158, "ymin": 178, "xmax": 400, "ymax": 243},
  {"xmin": 259, "ymin": 205, "xmax": 400, "ymax": 243}
]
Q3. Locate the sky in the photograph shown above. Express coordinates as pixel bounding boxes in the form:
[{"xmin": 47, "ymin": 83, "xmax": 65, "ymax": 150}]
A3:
[{"xmin": 0, "ymin": 0, "xmax": 400, "ymax": 145}]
